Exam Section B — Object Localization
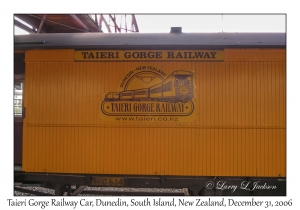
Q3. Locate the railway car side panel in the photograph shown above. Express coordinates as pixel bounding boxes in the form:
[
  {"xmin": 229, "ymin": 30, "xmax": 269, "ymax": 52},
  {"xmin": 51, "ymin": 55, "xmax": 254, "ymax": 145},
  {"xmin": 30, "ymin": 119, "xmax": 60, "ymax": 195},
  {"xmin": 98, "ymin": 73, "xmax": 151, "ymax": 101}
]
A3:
[{"xmin": 22, "ymin": 49, "xmax": 286, "ymax": 177}]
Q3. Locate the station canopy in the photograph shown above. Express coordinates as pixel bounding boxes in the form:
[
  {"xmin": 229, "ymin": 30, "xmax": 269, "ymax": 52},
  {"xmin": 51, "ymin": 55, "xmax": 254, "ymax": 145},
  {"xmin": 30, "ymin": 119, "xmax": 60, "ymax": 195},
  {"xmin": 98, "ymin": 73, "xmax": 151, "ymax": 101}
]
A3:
[{"xmin": 14, "ymin": 14, "xmax": 139, "ymax": 33}]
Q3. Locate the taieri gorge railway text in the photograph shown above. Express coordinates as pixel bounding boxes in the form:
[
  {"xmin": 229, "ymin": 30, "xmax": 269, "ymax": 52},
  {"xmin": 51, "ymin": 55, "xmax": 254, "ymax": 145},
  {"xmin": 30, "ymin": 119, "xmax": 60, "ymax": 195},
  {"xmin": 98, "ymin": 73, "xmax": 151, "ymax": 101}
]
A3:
[
  {"xmin": 77, "ymin": 50, "xmax": 220, "ymax": 60},
  {"xmin": 109, "ymin": 102, "xmax": 186, "ymax": 113}
]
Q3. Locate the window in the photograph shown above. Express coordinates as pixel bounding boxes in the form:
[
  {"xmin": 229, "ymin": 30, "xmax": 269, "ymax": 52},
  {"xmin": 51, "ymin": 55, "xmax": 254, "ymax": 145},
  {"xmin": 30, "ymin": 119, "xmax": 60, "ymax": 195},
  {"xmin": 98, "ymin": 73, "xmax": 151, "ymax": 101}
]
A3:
[{"xmin": 14, "ymin": 81, "xmax": 23, "ymax": 117}]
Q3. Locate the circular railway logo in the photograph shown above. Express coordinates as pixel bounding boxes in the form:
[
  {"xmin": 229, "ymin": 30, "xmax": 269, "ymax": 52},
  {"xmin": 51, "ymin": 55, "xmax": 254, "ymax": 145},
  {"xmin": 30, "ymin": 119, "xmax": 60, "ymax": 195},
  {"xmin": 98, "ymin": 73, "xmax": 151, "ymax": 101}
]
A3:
[{"xmin": 100, "ymin": 65, "xmax": 196, "ymax": 121}]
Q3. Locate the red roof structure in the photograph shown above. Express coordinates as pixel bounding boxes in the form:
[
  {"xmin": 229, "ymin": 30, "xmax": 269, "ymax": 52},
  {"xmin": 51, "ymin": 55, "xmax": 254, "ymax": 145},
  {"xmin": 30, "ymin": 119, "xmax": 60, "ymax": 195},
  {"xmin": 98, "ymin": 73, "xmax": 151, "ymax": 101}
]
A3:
[{"xmin": 14, "ymin": 14, "xmax": 139, "ymax": 33}]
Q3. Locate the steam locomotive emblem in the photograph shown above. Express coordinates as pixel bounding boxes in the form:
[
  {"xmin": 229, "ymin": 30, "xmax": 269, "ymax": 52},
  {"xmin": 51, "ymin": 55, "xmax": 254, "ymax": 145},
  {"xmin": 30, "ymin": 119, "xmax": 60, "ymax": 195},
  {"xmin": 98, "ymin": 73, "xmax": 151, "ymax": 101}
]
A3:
[
  {"xmin": 105, "ymin": 70, "xmax": 194, "ymax": 103},
  {"xmin": 101, "ymin": 69, "xmax": 195, "ymax": 117}
]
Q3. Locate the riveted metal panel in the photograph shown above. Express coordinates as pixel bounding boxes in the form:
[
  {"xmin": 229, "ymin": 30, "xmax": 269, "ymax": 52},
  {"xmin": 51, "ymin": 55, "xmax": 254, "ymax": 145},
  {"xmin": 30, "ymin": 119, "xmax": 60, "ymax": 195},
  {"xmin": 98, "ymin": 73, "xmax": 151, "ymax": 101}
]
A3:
[{"xmin": 22, "ymin": 49, "xmax": 286, "ymax": 177}]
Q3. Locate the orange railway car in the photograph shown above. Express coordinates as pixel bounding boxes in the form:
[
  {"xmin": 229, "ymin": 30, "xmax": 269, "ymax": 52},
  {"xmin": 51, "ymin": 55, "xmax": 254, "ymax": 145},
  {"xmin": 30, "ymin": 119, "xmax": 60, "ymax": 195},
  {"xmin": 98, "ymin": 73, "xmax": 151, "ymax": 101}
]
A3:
[{"xmin": 14, "ymin": 31, "xmax": 286, "ymax": 195}]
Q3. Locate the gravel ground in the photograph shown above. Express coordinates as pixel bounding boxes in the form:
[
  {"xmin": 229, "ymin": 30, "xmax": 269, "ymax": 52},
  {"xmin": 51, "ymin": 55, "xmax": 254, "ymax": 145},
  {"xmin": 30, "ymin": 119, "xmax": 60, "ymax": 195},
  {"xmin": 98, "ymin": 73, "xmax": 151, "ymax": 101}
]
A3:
[
  {"xmin": 14, "ymin": 186, "xmax": 55, "ymax": 196},
  {"xmin": 14, "ymin": 185, "xmax": 184, "ymax": 196}
]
